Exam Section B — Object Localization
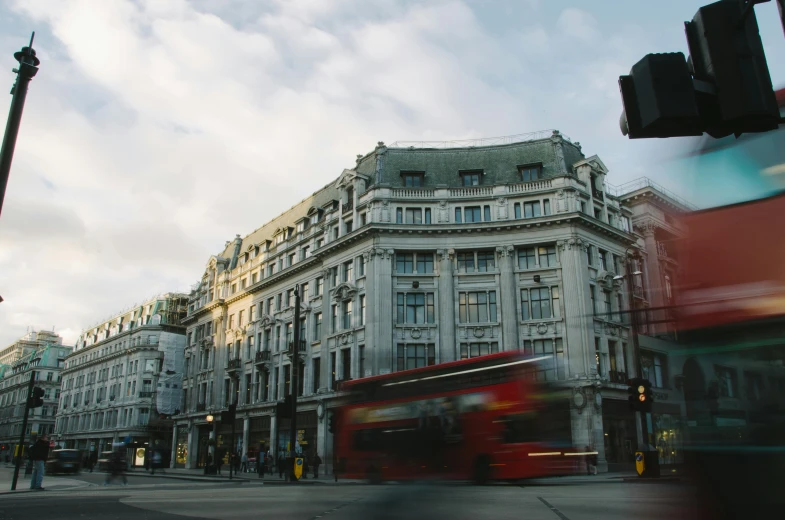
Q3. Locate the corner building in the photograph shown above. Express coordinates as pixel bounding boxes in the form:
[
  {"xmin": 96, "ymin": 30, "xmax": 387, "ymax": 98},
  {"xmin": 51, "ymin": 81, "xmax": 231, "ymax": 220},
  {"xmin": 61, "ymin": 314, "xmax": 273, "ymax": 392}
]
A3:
[{"xmin": 175, "ymin": 130, "xmax": 643, "ymax": 472}]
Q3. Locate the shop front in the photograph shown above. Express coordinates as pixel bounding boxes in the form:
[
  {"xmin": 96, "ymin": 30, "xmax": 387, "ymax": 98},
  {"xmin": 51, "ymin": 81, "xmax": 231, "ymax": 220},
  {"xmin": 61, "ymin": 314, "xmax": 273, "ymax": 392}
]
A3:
[
  {"xmin": 602, "ymin": 398, "xmax": 638, "ymax": 470},
  {"xmin": 277, "ymin": 410, "xmax": 318, "ymax": 458},
  {"xmin": 651, "ymin": 401, "xmax": 685, "ymax": 467},
  {"xmin": 175, "ymin": 428, "xmax": 188, "ymax": 468},
  {"xmin": 247, "ymin": 415, "xmax": 271, "ymax": 465}
]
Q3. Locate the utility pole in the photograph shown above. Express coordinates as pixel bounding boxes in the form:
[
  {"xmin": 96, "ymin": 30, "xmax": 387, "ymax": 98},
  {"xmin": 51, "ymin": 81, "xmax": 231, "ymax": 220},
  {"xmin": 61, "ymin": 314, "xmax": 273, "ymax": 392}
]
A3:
[
  {"xmin": 288, "ymin": 284, "xmax": 301, "ymax": 482},
  {"xmin": 0, "ymin": 33, "xmax": 40, "ymax": 218},
  {"xmin": 625, "ymin": 250, "xmax": 651, "ymax": 452},
  {"xmin": 11, "ymin": 371, "xmax": 36, "ymax": 490}
]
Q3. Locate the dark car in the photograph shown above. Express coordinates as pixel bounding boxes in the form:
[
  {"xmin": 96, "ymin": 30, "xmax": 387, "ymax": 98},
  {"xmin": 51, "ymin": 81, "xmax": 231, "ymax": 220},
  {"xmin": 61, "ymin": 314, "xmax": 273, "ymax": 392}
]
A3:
[{"xmin": 45, "ymin": 449, "xmax": 82, "ymax": 475}]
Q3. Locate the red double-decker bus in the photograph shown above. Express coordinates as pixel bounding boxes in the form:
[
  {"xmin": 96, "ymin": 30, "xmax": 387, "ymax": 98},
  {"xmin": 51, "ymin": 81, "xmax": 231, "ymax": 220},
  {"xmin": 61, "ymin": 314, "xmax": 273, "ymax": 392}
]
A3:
[{"xmin": 334, "ymin": 351, "xmax": 589, "ymax": 483}]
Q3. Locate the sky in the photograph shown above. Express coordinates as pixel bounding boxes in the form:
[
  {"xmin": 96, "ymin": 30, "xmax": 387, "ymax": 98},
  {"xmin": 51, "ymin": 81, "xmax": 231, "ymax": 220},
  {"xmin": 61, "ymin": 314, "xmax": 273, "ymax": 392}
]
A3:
[{"xmin": 0, "ymin": 0, "xmax": 783, "ymax": 348}]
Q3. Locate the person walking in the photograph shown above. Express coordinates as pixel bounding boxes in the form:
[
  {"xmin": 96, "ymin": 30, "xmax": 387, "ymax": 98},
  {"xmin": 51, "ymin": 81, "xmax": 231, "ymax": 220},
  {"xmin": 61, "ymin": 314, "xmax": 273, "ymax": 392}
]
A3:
[
  {"xmin": 29, "ymin": 435, "xmax": 50, "ymax": 490},
  {"xmin": 313, "ymin": 453, "xmax": 322, "ymax": 479},
  {"xmin": 89, "ymin": 450, "xmax": 98, "ymax": 472},
  {"xmin": 151, "ymin": 450, "xmax": 163, "ymax": 475},
  {"xmin": 241, "ymin": 452, "xmax": 248, "ymax": 473},
  {"xmin": 215, "ymin": 448, "xmax": 223, "ymax": 475},
  {"xmin": 585, "ymin": 445, "xmax": 598, "ymax": 475},
  {"xmin": 103, "ymin": 445, "xmax": 128, "ymax": 486},
  {"xmin": 277, "ymin": 451, "xmax": 285, "ymax": 478}
]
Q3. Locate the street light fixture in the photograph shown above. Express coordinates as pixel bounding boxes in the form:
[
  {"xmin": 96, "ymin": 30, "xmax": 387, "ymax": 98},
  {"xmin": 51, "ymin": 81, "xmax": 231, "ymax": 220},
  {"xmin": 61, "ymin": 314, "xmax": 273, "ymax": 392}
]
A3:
[{"xmin": 206, "ymin": 414, "xmax": 214, "ymax": 423}]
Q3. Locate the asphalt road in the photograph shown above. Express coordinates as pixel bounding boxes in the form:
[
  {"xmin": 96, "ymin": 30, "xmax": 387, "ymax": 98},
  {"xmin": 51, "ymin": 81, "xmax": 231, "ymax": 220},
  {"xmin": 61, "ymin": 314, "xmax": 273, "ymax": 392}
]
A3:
[{"xmin": 0, "ymin": 479, "xmax": 698, "ymax": 520}]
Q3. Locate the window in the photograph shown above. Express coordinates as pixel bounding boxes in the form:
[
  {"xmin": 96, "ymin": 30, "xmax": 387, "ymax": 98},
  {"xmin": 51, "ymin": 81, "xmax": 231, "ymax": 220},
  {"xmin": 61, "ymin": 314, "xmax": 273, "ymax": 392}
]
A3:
[
  {"xmin": 665, "ymin": 275, "xmax": 673, "ymax": 302},
  {"xmin": 396, "ymin": 208, "xmax": 403, "ymax": 224},
  {"xmin": 458, "ymin": 291, "xmax": 498, "ymax": 323},
  {"xmin": 404, "ymin": 208, "xmax": 422, "ymax": 224},
  {"xmin": 331, "ymin": 305, "xmax": 338, "ymax": 333},
  {"xmin": 460, "ymin": 342, "xmax": 499, "ymax": 359},
  {"xmin": 457, "ymin": 252, "xmax": 475, "ymax": 272},
  {"xmin": 616, "ymin": 294, "xmax": 623, "ymax": 322},
  {"xmin": 276, "ymin": 293, "xmax": 282, "ymax": 310},
  {"xmin": 460, "ymin": 171, "xmax": 481, "ymax": 186},
  {"xmin": 523, "ymin": 201, "xmax": 541, "ymax": 218},
  {"xmin": 396, "ymin": 253, "xmax": 414, "ymax": 273},
  {"xmin": 523, "ymin": 338, "xmax": 565, "ymax": 380},
  {"xmin": 285, "ymin": 322, "xmax": 293, "ymax": 347},
  {"xmin": 401, "ymin": 172, "xmax": 424, "ymax": 187},
  {"xmin": 640, "ymin": 351, "xmax": 668, "ymax": 388},
  {"xmin": 341, "ymin": 348, "xmax": 351, "ymax": 380},
  {"xmin": 249, "ymin": 305, "xmax": 257, "ymax": 323},
  {"xmin": 543, "ymin": 200, "xmax": 551, "ymax": 215},
  {"xmin": 457, "ymin": 251, "xmax": 495, "ymax": 272},
  {"xmin": 538, "ymin": 246, "xmax": 557, "ymax": 267},
  {"xmin": 360, "ymin": 295, "xmax": 366, "ymax": 326},
  {"xmin": 484, "ymin": 205, "xmax": 491, "ymax": 222},
  {"xmin": 228, "ymin": 314, "xmax": 235, "ymax": 328},
  {"xmin": 330, "ymin": 352, "xmax": 336, "ymax": 390},
  {"xmin": 594, "ymin": 208, "xmax": 602, "ymax": 220},
  {"xmin": 312, "ymin": 358, "xmax": 321, "ymax": 393},
  {"xmin": 301, "ymin": 247, "xmax": 310, "ymax": 260},
  {"xmin": 521, "ymin": 287, "xmax": 559, "ymax": 320},
  {"xmin": 621, "ymin": 216, "xmax": 631, "ymax": 232},
  {"xmin": 302, "ymin": 282, "xmax": 309, "ymax": 302},
  {"xmin": 396, "ymin": 344, "xmax": 436, "ymax": 371},
  {"xmin": 285, "ymin": 289, "xmax": 293, "ymax": 308},
  {"xmin": 345, "ymin": 220, "xmax": 353, "ymax": 234},
  {"xmin": 358, "ymin": 255, "xmax": 365, "ymax": 277},
  {"xmin": 359, "ymin": 345, "xmax": 366, "ymax": 378},
  {"xmin": 266, "ymin": 298, "xmax": 274, "ymax": 315},
  {"xmin": 518, "ymin": 245, "xmax": 556, "ymax": 268},
  {"xmin": 598, "ymin": 249, "xmax": 608, "ymax": 271},
  {"xmin": 514, "ymin": 203, "xmax": 522, "ymax": 219},
  {"xmin": 464, "ymin": 206, "xmax": 482, "ymax": 223},
  {"xmin": 316, "ymin": 238, "xmax": 324, "ymax": 248},
  {"xmin": 518, "ymin": 247, "xmax": 537, "ymax": 269},
  {"xmin": 360, "ymin": 212, "xmax": 367, "ymax": 226},
  {"xmin": 315, "ymin": 277, "xmax": 323, "ymax": 296},
  {"xmin": 594, "ymin": 338, "xmax": 602, "ymax": 376},
  {"xmin": 232, "ymin": 283, "xmax": 237, "ymax": 294},
  {"xmin": 343, "ymin": 260, "xmax": 353, "ymax": 282},
  {"xmin": 602, "ymin": 289, "xmax": 612, "ymax": 317},
  {"xmin": 343, "ymin": 300, "xmax": 353, "ymax": 329},
  {"xmin": 396, "ymin": 293, "xmax": 436, "ymax": 324},
  {"xmin": 519, "ymin": 164, "xmax": 542, "ymax": 182},
  {"xmin": 455, "ymin": 208, "xmax": 462, "ymax": 223},
  {"xmin": 238, "ymin": 310, "xmax": 245, "ymax": 326},
  {"xmin": 589, "ymin": 284, "xmax": 597, "ymax": 314},
  {"xmin": 586, "ymin": 245, "xmax": 594, "ymax": 266},
  {"xmin": 424, "ymin": 208, "xmax": 431, "ymax": 224}
]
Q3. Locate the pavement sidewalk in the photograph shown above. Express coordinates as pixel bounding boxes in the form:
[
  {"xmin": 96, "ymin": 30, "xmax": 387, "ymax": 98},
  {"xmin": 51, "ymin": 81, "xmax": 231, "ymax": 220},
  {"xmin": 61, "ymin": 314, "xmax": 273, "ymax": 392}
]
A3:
[{"xmin": 0, "ymin": 465, "xmax": 94, "ymax": 495}]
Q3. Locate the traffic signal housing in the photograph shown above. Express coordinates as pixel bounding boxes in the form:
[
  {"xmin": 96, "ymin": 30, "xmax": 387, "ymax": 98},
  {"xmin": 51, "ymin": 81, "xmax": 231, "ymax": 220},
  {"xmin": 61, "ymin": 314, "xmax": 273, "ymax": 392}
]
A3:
[
  {"xmin": 619, "ymin": 0, "xmax": 779, "ymax": 139},
  {"xmin": 627, "ymin": 378, "xmax": 654, "ymax": 413},
  {"xmin": 29, "ymin": 387, "xmax": 44, "ymax": 408},
  {"xmin": 220, "ymin": 403, "xmax": 236, "ymax": 423},
  {"xmin": 275, "ymin": 396, "xmax": 292, "ymax": 419}
]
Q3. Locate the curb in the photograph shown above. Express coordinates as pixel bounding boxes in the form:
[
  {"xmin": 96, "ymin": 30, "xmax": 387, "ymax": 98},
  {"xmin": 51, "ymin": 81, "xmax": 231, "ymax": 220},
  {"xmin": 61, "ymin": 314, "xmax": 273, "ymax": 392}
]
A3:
[
  {"xmin": 622, "ymin": 476, "xmax": 681, "ymax": 482},
  {"xmin": 127, "ymin": 473, "xmax": 251, "ymax": 483}
]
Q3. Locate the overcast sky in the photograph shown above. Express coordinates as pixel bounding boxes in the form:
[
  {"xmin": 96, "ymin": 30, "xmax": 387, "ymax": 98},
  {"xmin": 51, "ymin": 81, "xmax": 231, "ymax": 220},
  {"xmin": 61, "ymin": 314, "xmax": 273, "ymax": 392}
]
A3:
[{"xmin": 0, "ymin": 0, "xmax": 783, "ymax": 348}]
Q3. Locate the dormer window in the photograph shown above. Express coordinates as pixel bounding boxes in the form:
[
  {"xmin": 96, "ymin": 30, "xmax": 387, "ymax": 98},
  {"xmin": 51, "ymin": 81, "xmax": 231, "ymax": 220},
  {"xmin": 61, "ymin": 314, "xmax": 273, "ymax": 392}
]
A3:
[
  {"xmin": 459, "ymin": 170, "xmax": 482, "ymax": 186},
  {"xmin": 401, "ymin": 171, "xmax": 424, "ymax": 187},
  {"xmin": 518, "ymin": 164, "xmax": 542, "ymax": 182}
]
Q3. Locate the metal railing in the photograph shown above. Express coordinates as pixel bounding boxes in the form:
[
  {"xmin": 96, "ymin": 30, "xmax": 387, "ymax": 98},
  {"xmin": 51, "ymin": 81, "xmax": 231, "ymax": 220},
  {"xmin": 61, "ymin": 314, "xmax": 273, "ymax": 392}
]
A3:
[
  {"xmin": 196, "ymin": 402, "xmax": 206, "ymax": 412},
  {"xmin": 139, "ymin": 391, "xmax": 154, "ymax": 398},
  {"xmin": 255, "ymin": 350, "xmax": 272, "ymax": 363},
  {"xmin": 608, "ymin": 370, "xmax": 629, "ymax": 384},
  {"xmin": 227, "ymin": 358, "xmax": 242, "ymax": 370},
  {"xmin": 389, "ymin": 129, "xmax": 571, "ymax": 149},
  {"xmin": 342, "ymin": 201, "xmax": 353, "ymax": 213},
  {"xmin": 605, "ymin": 177, "xmax": 698, "ymax": 210}
]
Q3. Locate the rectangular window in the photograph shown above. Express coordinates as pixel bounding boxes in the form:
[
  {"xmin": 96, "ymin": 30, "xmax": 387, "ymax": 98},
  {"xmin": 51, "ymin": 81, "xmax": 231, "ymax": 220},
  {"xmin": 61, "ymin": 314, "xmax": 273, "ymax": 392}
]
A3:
[
  {"xmin": 524, "ymin": 201, "xmax": 541, "ymax": 218},
  {"xmin": 460, "ymin": 342, "xmax": 500, "ymax": 359},
  {"xmin": 595, "ymin": 338, "xmax": 602, "ymax": 376},
  {"xmin": 330, "ymin": 352, "xmax": 336, "ymax": 390},
  {"xmin": 457, "ymin": 252, "xmax": 475, "ymax": 272},
  {"xmin": 238, "ymin": 310, "xmax": 244, "ymax": 326},
  {"xmin": 518, "ymin": 247, "xmax": 537, "ymax": 269},
  {"xmin": 522, "ymin": 338, "xmax": 565, "ymax": 381},
  {"xmin": 276, "ymin": 293, "xmax": 282, "ymax": 311},
  {"xmin": 284, "ymin": 365, "xmax": 291, "ymax": 397},
  {"xmin": 543, "ymin": 199, "xmax": 551, "ymax": 215},
  {"xmin": 344, "ymin": 260, "xmax": 353, "ymax": 282},
  {"xmin": 424, "ymin": 208, "xmax": 432, "ymax": 224},
  {"xmin": 621, "ymin": 216, "xmax": 631, "ymax": 232},
  {"xmin": 301, "ymin": 246, "xmax": 310, "ymax": 260},
  {"xmin": 416, "ymin": 253, "xmax": 434, "ymax": 274},
  {"xmin": 405, "ymin": 208, "xmax": 422, "ymax": 224},
  {"xmin": 519, "ymin": 164, "xmax": 542, "ymax": 182},
  {"xmin": 343, "ymin": 300, "xmax": 353, "ymax": 329},
  {"xmin": 360, "ymin": 295, "xmax": 366, "ymax": 326},
  {"xmin": 455, "ymin": 207, "xmax": 462, "ymax": 223},
  {"xmin": 483, "ymin": 205, "xmax": 491, "ymax": 222},
  {"xmin": 458, "ymin": 291, "xmax": 497, "ymax": 323},
  {"xmin": 341, "ymin": 348, "xmax": 351, "ymax": 380},
  {"xmin": 587, "ymin": 245, "xmax": 594, "ymax": 266},
  {"xmin": 396, "ymin": 344, "xmax": 436, "ymax": 371},
  {"xmin": 286, "ymin": 289, "xmax": 293, "ymax": 308},
  {"xmin": 460, "ymin": 172, "xmax": 481, "ymax": 186},
  {"xmin": 538, "ymin": 245, "xmax": 557, "ymax": 267},
  {"xmin": 402, "ymin": 172, "xmax": 424, "ymax": 187},
  {"xmin": 464, "ymin": 206, "xmax": 482, "ymax": 223},
  {"xmin": 396, "ymin": 253, "xmax": 414, "ymax": 274},
  {"xmin": 521, "ymin": 287, "xmax": 559, "ymax": 320},
  {"xmin": 313, "ymin": 312, "xmax": 322, "ymax": 340},
  {"xmin": 396, "ymin": 293, "xmax": 436, "ymax": 324},
  {"xmin": 345, "ymin": 220, "xmax": 353, "ymax": 234},
  {"xmin": 266, "ymin": 298, "xmax": 274, "ymax": 315},
  {"xmin": 396, "ymin": 208, "xmax": 403, "ymax": 224},
  {"xmin": 359, "ymin": 345, "xmax": 366, "ymax": 378},
  {"xmin": 249, "ymin": 304, "xmax": 257, "ymax": 322},
  {"xmin": 240, "ymin": 278, "xmax": 247, "ymax": 290},
  {"xmin": 476, "ymin": 251, "xmax": 495, "ymax": 272},
  {"xmin": 331, "ymin": 305, "xmax": 338, "ymax": 333},
  {"xmin": 228, "ymin": 315, "xmax": 235, "ymax": 328},
  {"xmin": 603, "ymin": 289, "xmax": 612, "ymax": 317},
  {"xmin": 302, "ymin": 282, "xmax": 309, "ymax": 302},
  {"xmin": 358, "ymin": 255, "xmax": 365, "ymax": 277},
  {"xmin": 514, "ymin": 203, "xmax": 522, "ymax": 219},
  {"xmin": 590, "ymin": 285, "xmax": 597, "ymax": 314},
  {"xmin": 312, "ymin": 358, "xmax": 321, "ymax": 393},
  {"xmin": 598, "ymin": 249, "xmax": 608, "ymax": 271},
  {"xmin": 315, "ymin": 277, "xmax": 323, "ymax": 296}
]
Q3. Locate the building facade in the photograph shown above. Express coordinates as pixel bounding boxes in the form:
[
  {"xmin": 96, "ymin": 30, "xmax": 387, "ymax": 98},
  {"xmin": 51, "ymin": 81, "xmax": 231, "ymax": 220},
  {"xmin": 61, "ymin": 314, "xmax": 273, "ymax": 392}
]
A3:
[
  {"xmin": 0, "ymin": 331, "xmax": 72, "ymax": 458},
  {"xmin": 54, "ymin": 294, "xmax": 188, "ymax": 467},
  {"xmin": 173, "ymin": 130, "xmax": 668, "ymax": 472}
]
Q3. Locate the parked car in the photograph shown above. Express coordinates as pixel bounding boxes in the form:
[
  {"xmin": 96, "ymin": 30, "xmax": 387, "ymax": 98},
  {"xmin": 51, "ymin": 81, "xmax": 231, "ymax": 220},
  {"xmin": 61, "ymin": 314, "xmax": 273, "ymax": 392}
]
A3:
[
  {"xmin": 96, "ymin": 451, "xmax": 115, "ymax": 472},
  {"xmin": 45, "ymin": 449, "xmax": 82, "ymax": 475}
]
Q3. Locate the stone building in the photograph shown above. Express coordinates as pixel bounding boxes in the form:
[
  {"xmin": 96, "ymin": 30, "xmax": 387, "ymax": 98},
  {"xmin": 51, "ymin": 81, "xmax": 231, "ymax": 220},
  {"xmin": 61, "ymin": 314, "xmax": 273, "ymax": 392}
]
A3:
[
  {"xmin": 172, "ymin": 129, "xmax": 675, "ymax": 472},
  {"xmin": 0, "ymin": 331, "xmax": 72, "ymax": 458},
  {"xmin": 54, "ymin": 293, "xmax": 188, "ymax": 467}
]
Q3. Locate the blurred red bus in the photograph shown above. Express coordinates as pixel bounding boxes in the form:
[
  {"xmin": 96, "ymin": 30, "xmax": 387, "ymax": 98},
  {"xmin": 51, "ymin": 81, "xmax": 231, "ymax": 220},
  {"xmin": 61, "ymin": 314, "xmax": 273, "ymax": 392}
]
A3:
[{"xmin": 334, "ymin": 351, "xmax": 589, "ymax": 483}]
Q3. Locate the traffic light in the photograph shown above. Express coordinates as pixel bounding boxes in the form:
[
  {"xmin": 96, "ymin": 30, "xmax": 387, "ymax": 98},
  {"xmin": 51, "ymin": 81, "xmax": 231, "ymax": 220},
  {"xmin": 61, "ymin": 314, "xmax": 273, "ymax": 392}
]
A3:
[
  {"xmin": 276, "ymin": 396, "xmax": 292, "ymax": 419},
  {"xmin": 29, "ymin": 387, "xmax": 44, "ymax": 408},
  {"xmin": 328, "ymin": 412, "xmax": 335, "ymax": 434},
  {"xmin": 619, "ymin": 0, "xmax": 778, "ymax": 139},
  {"xmin": 220, "ymin": 403, "xmax": 236, "ymax": 423},
  {"xmin": 627, "ymin": 378, "xmax": 654, "ymax": 413}
]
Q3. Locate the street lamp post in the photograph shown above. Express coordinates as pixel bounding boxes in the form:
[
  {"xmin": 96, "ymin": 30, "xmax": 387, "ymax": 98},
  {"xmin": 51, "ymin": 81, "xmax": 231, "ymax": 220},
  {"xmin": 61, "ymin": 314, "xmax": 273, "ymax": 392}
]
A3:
[
  {"xmin": 0, "ymin": 33, "xmax": 40, "ymax": 218},
  {"xmin": 288, "ymin": 284, "xmax": 302, "ymax": 482},
  {"xmin": 205, "ymin": 414, "xmax": 215, "ymax": 475}
]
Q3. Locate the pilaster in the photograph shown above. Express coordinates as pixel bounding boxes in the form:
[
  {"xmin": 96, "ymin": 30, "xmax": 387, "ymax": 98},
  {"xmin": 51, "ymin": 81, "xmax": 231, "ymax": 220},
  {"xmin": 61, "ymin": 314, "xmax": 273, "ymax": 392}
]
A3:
[{"xmin": 496, "ymin": 245, "xmax": 519, "ymax": 352}]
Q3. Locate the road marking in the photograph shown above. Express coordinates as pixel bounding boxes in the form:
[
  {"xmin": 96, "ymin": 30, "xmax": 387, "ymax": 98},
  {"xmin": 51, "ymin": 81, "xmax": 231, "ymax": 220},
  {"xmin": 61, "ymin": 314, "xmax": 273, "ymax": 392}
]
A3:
[
  {"xmin": 537, "ymin": 496, "xmax": 570, "ymax": 520},
  {"xmin": 309, "ymin": 498, "xmax": 362, "ymax": 520}
]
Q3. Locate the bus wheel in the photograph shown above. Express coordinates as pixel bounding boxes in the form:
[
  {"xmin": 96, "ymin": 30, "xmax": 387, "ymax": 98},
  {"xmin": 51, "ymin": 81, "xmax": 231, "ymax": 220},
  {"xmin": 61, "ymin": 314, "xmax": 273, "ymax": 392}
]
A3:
[
  {"xmin": 367, "ymin": 466, "xmax": 383, "ymax": 484},
  {"xmin": 473, "ymin": 455, "xmax": 491, "ymax": 485}
]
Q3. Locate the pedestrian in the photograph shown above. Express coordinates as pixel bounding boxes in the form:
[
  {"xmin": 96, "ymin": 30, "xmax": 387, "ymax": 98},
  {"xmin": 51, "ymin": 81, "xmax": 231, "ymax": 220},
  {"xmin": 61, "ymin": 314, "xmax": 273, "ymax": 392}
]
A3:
[
  {"xmin": 151, "ymin": 450, "xmax": 163, "ymax": 475},
  {"xmin": 29, "ymin": 435, "xmax": 50, "ymax": 490},
  {"xmin": 241, "ymin": 452, "xmax": 248, "ymax": 473},
  {"xmin": 234, "ymin": 452, "xmax": 241, "ymax": 473},
  {"xmin": 215, "ymin": 448, "xmax": 223, "ymax": 475},
  {"xmin": 585, "ymin": 445, "xmax": 597, "ymax": 475},
  {"xmin": 104, "ymin": 445, "xmax": 128, "ymax": 486},
  {"xmin": 302, "ymin": 454, "xmax": 309, "ymax": 479},
  {"xmin": 277, "ymin": 451, "xmax": 284, "ymax": 478},
  {"xmin": 313, "ymin": 453, "xmax": 322, "ymax": 479},
  {"xmin": 90, "ymin": 451, "xmax": 98, "ymax": 472}
]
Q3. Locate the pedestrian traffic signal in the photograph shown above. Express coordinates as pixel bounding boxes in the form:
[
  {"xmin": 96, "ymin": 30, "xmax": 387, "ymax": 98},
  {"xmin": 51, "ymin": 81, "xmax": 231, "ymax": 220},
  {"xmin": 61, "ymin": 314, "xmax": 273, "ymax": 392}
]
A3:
[
  {"xmin": 627, "ymin": 378, "xmax": 653, "ymax": 413},
  {"xmin": 619, "ymin": 0, "xmax": 778, "ymax": 139},
  {"xmin": 29, "ymin": 387, "xmax": 44, "ymax": 408}
]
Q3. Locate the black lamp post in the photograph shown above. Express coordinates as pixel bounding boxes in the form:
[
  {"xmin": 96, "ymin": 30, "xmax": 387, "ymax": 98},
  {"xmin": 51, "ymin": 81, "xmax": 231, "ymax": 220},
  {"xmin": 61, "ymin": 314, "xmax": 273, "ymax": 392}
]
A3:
[{"xmin": 0, "ymin": 33, "xmax": 40, "ymax": 218}]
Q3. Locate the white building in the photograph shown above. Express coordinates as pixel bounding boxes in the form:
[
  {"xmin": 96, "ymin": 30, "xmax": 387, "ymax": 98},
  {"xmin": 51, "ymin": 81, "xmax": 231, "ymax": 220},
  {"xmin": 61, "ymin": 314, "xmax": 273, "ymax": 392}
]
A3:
[
  {"xmin": 54, "ymin": 293, "xmax": 188, "ymax": 467},
  {"xmin": 0, "ymin": 331, "xmax": 72, "ymax": 458},
  {"xmin": 173, "ymin": 130, "xmax": 682, "ymax": 472}
]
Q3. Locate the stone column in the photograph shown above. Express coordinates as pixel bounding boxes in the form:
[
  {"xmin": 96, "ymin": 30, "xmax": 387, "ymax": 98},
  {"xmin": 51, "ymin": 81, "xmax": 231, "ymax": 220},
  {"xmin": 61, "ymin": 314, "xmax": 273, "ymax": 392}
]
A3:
[
  {"xmin": 558, "ymin": 237, "xmax": 593, "ymax": 378},
  {"xmin": 437, "ymin": 249, "xmax": 456, "ymax": 362},
  {"xmin": 186, "ymin": 421, "xmax": 197, "ymax": 469},
  {"xmin": 320, "ymin": 267, "xmax": 333, "ymax": 392},
  {"xmin": 170, "ymin": 424, "xmax": 178, "ymax": 469},
  {"xmin": 270, "ymin": 414, "xmax": 278, "ymax": 456},
  {"xmin": 242, "ymin": 417, "xmax": 250, "ymax": 461},
  {"xmin": 375, "ymin": 248, "xmax": 394, "ymax": 374},
  {"xmin": 363, "ymin": 251, "xmax": 376, "ymax": 376},
  {"xmin": 496, "ymin": 245, "xmax": 519, "ymax": 352}
]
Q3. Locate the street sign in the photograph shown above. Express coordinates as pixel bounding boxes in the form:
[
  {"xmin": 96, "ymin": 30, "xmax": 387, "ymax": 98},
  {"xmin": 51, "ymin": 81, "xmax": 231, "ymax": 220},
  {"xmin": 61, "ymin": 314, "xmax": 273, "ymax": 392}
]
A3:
[
  {"xmin": 294, "ymin": 457, "xmax": 303, "ymax": 480},
  {"xmin": 635, "ymin": 452, "xmax": 645, "ymax": 476}
]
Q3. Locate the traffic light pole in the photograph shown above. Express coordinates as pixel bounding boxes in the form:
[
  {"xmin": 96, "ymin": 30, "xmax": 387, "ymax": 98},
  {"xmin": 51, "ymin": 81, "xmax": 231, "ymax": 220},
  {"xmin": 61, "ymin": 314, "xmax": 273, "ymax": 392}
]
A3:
[
  {"xmin": 625, "ymin": 253, "xmax": 651, "ymax": 453},
  {"xmin": 288, "ymin": 285, "xmax": 301, "ymax": 482},
  {"xmin": 0, "ymin": 33, "xmax": 40, "ymax": 219},
  {"xmin": 10, "ymin": 371, "xmax": 36, "ymax": 491}
]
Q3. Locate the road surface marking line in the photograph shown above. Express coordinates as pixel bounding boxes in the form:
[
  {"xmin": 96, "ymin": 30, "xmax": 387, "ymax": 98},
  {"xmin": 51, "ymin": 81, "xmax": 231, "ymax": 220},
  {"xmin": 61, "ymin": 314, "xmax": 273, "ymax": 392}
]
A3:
[{"xmin": 537, "ymin": 496, "xmax": 571, "ymax": 520}]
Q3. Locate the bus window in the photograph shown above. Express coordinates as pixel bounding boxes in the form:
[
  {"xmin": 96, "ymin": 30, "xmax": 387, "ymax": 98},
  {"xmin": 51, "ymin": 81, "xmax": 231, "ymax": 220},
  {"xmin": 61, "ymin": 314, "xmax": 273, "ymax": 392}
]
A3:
[{"xmin": 499, "ymin": 413, "xmax": 540, "ymax": 444}]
